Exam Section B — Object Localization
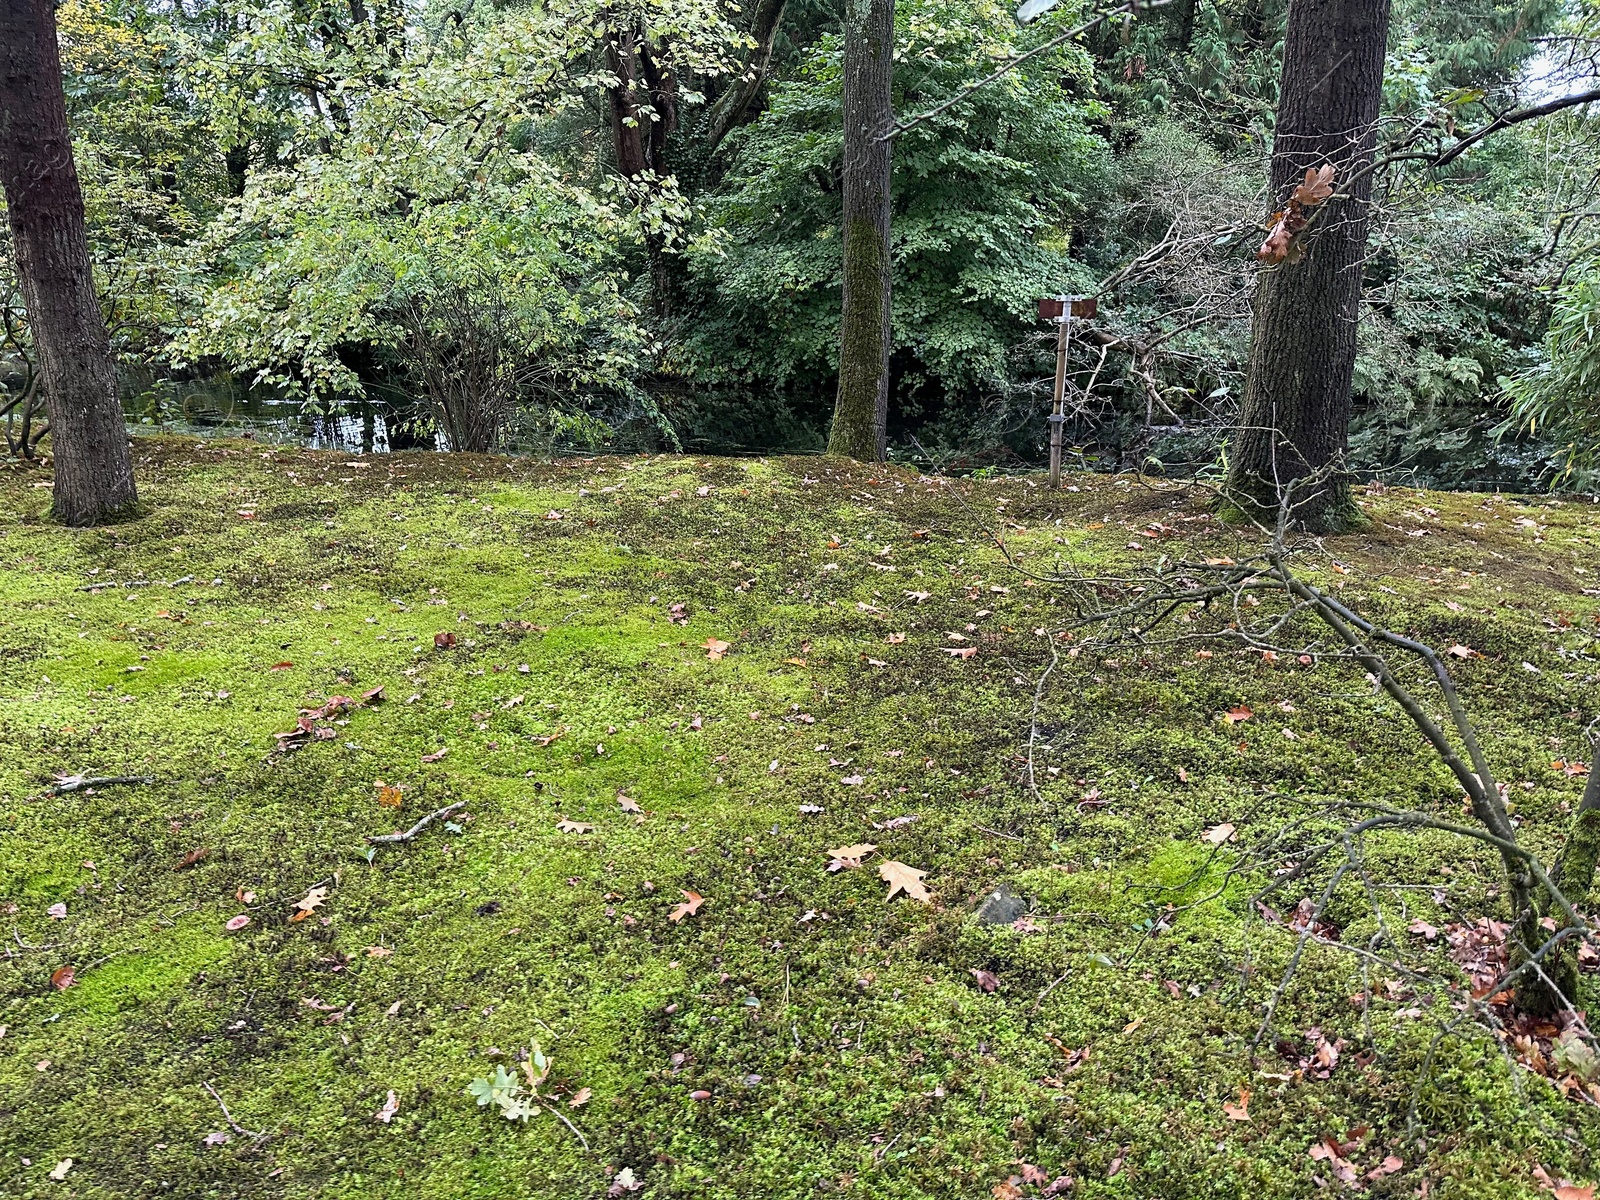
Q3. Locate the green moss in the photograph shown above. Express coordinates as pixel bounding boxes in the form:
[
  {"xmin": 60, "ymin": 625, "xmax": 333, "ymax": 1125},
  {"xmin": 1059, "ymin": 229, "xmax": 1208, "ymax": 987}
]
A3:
[{"xmin": 0, "ymin": 444, "xmax": 1596, "ymax": 1197}]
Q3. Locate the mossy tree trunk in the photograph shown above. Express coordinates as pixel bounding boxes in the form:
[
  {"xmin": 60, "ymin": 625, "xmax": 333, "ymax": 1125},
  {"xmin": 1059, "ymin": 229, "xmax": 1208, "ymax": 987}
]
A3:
[
  {"xmin": 827, "ymin": 0, "xmax": 893, "ymax": 462},
  {"xmin": 1225, "ymin": 0, "xmax": 1391, "ymax": 532},
  {"xmin": 1521, "ymin": 757, "xmax": 1600, "ymax": 1014},
  {"xmin": 0, "ymin": 0, "xmax": 137, "ymax": 525}
]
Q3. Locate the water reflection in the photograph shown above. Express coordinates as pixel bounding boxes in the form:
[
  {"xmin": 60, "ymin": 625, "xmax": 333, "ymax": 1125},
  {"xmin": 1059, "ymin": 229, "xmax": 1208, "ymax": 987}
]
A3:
[{"xmin": 121, "ymin": 371, "xmax": 442, "ymax": 454}]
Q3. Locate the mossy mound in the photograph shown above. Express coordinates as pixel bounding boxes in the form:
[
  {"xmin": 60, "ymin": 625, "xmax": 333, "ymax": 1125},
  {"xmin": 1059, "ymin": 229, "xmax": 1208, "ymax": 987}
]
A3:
[{"xmin": 2, "ymin": 440, "xmax": 1598, "ymax": 1198}]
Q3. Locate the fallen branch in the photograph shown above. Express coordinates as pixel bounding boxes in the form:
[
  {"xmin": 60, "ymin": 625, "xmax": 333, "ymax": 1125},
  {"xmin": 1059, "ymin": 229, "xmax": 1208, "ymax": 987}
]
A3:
[
  {"xmin": 203, "ymin": 1081, "xmax": 267, "ymax": 1143},
  {"xmin": 50, "ymin": 774, "xmax": 154, "ymax": 795},
  {"xmin": 545, "ymin": 1103, "xmax": 590, "ymax": 1151},
  {"xmin": 366, "ymin": 800, "xmax": 468, "ymax": 845}
]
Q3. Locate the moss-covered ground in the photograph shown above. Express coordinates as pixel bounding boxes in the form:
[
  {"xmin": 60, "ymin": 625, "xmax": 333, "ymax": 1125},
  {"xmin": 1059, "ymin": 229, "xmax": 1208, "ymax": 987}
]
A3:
[{"xmin": 3, "ymin": 439, "xmax": 1600, "ymax": 1199}]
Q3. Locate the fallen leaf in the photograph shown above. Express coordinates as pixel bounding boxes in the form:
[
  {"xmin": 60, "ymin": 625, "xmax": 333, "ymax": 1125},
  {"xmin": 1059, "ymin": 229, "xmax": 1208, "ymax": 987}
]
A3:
[
  {"xmin": 1203, "ymin": 823, "xmax": 1236, "ymax": 845},
  {"xmin": 270, "ymin": 661, "xmax": 294, "ymax": 671},
  {"xmin": 226, "ymin": 914, "xmax": 251, "ymax": 931},
  {"xmin": 1222, "ymin": 1087, "xmax": 1250, "ymax": 1121},
  {"xmin": 887, "ymin": 632, "xmax": 906, "ymax": 644},
  {"xmin": 47, "ymin": 902, "xmax": 67, "ymax": 920},
  {"xmin": 557, "ymin": 819, "xmax": 594, "ymax": 834},
  {"xmin": 174, "ymin": 847, "xmax": 210, "ymax": 870},
  {"xmin": 670, "ymin": 890, "xmax": 705, "ymax": 922},
  {"xmin": 50, "ymin": 966, "xmax": 75, "ymax": 991},
  {"xmin": 49, "ymin": 1158, "xmax": 74, "ymax": 1180},
  {"xmin": 608, "ymin": 1166, "xmax": 644, "ymax": 1195},
  {"xmin": 878, "ymin": 860, "xmax": 930, "ymax": 903},
  {"xmin": 420, "ymin": 747, "xmax": 448, "ymax": 764},
  {"xmin": 375, "ymin": 786, "xmax": 403, "ymax": 809},
  {"xmin": 970, "ymin": 968, "xmax": 999, "ymax": 992},
  {"xmin": 827, "ymin": 843, "xmax": 878, "ymax": 869},
  {"xmin": 703, "ymin": 638, "xmax": 731, "ymax": 661},
  {"xmin": 1556, "ymin": 1187, "xmax": 1597, "ymax": 1200},
  {"xmin": 365, "ymin": 945, "xmax": 393, "ymax": 958},
  {"xmin": 1223, "ymin": 705, "xmax": 1253, "ymax": 725},
  {"xmin": 944, "ymin": 646, "xmax": 977, "ymax": 659},
  {"xmin": 568, "ymin": 1087, "xmax": 592, "ymax": 1108},
  {"xmin": 1446, "ymin": 644, "xmax": 1482, "ymax": 660},
  {"xmin": 375, "ymin": 1089, "xmax": 400, "ymax": 1123},
  {"xmin": 433, "ymin": 632, "xmax": 456, "ymax": 649},
  {"xmin": 236, "ymin": 888, "xmax": 256, "ymax": 904},
  {"xmin": 202, "ymin": 1130, "xmax": 230, "ymax": 1146},
  {"xmin": 617, "ymin": 793, "xmax": 642, "ymax": 813},
  {"xmin": 289, "ymin": 886, "xmax": 329, "ymax": 923}
]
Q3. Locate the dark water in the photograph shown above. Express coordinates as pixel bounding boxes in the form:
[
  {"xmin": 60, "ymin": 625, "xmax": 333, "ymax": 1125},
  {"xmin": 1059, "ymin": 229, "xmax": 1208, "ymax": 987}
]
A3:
[{"xmin": 121, "ymin": 372, "xmax": 443, "ymax": 453}]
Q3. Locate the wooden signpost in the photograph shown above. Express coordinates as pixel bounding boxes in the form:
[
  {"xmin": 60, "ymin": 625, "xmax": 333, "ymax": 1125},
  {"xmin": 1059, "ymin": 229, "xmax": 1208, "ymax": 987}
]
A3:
[{"xmin": 1037, "ymin": 295, "xmax": 1096, "ymax": 489}]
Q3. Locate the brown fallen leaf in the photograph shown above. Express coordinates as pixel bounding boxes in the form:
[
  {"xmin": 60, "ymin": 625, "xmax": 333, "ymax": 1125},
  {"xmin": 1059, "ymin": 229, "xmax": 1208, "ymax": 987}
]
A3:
[
  {"xmin": 557, "ymin": 819, "xmax": 594, "ymax": 834},
  {"xmin": 289, "ymin": 886, "xmax": 329, "ymax": 923},
  {"xmin": 532, "ymin": 728, "xmax": 566, "ymax": 748},
  {"xmin": 944, "ymin": 646, "xmax": 977, "ymax": 659},
  {"xmin": 703, "ymin": 638, "xmax": 731, "ymax": 661},
  {"xmin": 617, "ymin": 793, "xmax": 642, "ymax": 813},
  {"xmin": 1202, "ymin": 823, "xmax": 1235, "ymax": 846},
  {"xmin": 365, "ymin": 945, "xmax": 393, "ymax": 958},
  {"xmin": 50, "ymin": 966, "xmax": 75, "ymax": 991},
  {"xmin": 878, "ymin": 860, "xmax": 930, "ymax": 903},
  {"xmin": 270, "ymin": 661, "xmax": 294, "ymax": 671},
  {"xmin": 970, "ymin": 968, "xmax": 998, "ymax": 992},
  {"xmin": 375, "ymin": 785, "xmax": 403, "ymax": 809},
  {"xmin": 1222, "ymin": 1087, "xmax": 1250, "ymax": 1121},
  {"xmin": 420, "ymin": 747, "xmax": 448, "ymax": 764},
  {"xmin": 433, "ymin": 631, "xmax": 456, "ymax": 649},
  {"xmin": 669, "ymin": 890, "xmax": 705, "ymax": 922},
  {"xmin": 1446, "ymin": 643, "xmax": 1483, "ymax": 660},
  {"xmin": 887, "ymin": 632, "xmax": 906, "ymax": 644},
  {"xmin": 568, "ymin": 1087, "xmax": 592, "ymax": 1108},
  {"xmin": 174, "ymin": 847, "xmax": 210, "ymax": 870}
]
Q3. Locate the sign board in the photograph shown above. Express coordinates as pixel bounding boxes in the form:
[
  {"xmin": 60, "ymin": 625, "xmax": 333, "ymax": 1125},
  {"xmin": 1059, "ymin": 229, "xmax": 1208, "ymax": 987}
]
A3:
[{"xmin": 1037, "ymin": 296, "xmax": 1097, "ymax": 322}]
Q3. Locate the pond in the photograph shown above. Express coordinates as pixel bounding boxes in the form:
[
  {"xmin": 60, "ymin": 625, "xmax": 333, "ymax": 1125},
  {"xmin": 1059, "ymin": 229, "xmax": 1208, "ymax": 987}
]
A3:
[{"xmin": 121, "ymin": 371, "xmax": 443, "ymax": 454}]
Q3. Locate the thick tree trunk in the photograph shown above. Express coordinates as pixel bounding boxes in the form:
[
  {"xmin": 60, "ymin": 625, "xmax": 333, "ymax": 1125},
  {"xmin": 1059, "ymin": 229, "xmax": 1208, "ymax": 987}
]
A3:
[
  {"xmin": 1225, "ymin": 0, "xmax": 1391, "ymax": 531},
  {"xmin": 0, "ymin": 0, "xmax": 136, "ymax": 525},
  {"xmin": 826, "ymin": 0, "xmax": 894, "ymax": 461},
  {"xmin": 705, "ymin": 0, "xmax": 789, "ymax": 152}
]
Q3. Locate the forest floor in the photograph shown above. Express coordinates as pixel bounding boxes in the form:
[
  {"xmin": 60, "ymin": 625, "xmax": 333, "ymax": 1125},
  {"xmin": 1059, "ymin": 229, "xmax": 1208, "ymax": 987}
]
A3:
[{"xmin": 2, "ymin": 438, "xmax": 1600, "ymax": 1200}]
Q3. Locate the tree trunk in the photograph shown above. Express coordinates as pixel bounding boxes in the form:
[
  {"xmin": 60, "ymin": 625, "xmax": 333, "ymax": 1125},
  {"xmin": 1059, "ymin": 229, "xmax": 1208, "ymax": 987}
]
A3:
[
  {"xmin": 705, "ymin": 0, "xmax": 789, "ymax": 152},
  {"xmin": 826, "ymin": 0, "xmax": 894, "ymax": 461},
  {"xmin": 0, "ymin": 0, "xmax": 136, "ymax": 525},
  {"xmin": 1225, "ymin": 0, "xmax": 1391, "ymax": 531}
]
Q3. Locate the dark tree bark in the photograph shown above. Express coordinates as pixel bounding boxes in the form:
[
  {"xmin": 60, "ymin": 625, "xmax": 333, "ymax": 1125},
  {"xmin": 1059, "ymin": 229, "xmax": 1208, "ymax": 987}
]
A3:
[
  {"xmin": 1225, "ymin": 0, "xmax": 1392, "ymax": 531},
  {"xmin": 604, "ymin": 25, "xmax": 648, "ymax": 180},
  {"xmin": 705, "ymin": 0, "xmax": 789, "ymax": 152},
  {"xmin": 0, "ymin": 0, "xmax": 136, "ymax": 525},
  {"xmin": 826, "ymin": 0, "xmax": 894, "ymax": 461}
]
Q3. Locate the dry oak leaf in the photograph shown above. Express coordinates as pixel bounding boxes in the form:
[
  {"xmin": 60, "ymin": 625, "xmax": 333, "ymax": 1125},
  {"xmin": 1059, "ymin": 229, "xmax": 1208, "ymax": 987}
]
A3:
[
  {"xmin": 617, "ymin": 793, "xmax": 642, "ymax": 813},
  {"xmin": 878, "ymin": 860, "xmax": 930, "ymax": 903},
  {"xmin": 1446, "ymin": 644, "xmax": 1482, "ymax": 659},
  {"xmin": 703, "ymin": 638, "xmax": 731, "ymax": 661},
  {"xmin": 1292, "ymin": 164, "xmax": 1336, "ymax": 206},
  {"xmin": 289, "ymin": 886, "xmax": 329, "ymax": 923},
  {"xmin": 557, "ymin": 819, "xmax": 594, "ymax": 834},
  {"xmin": 1203, "ymin": 823, "xmax": 1236, "ymax": 846},
  {"xmin": 1222, "ymin": 705, "xmax": 1253, "ymax": 725},
  {"xmin": 669, "ymin": 890, "xmax": 705, "ymax": 922},
  {"xmin": 944, "ymin": 646, "xmax": 977, "ymax": 659},
  {"xmin": 568, "ymin": 1087, "xmax": 592, "ymax": 1108},
  {"xmin": 375, "ymin": 785, "xmax": 403, "ymax": 809}
]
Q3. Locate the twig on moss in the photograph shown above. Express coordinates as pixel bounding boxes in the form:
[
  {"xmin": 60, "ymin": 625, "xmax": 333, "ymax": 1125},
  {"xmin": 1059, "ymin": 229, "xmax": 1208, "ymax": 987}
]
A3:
[
  {"xmin": 366, "ymin": 800, "xmax": 467, "ymax": 845},
  {"xmin": 544, "ymin": 1103, "xmax": 589, "ymax": 1151},
  {"xmin": 203, "ymin": 1081, "xmax": 266, "ymax": 1143},
  {"xmin": 50, "ymin": 774, "xmax": 153, "ymax": 795}
]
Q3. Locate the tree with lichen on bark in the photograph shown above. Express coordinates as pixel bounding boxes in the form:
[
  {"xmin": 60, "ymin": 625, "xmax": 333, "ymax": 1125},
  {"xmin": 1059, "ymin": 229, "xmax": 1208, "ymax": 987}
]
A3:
[{"xmin": 826, "ymin": 0, "xmax": 894, "ymax": 461}]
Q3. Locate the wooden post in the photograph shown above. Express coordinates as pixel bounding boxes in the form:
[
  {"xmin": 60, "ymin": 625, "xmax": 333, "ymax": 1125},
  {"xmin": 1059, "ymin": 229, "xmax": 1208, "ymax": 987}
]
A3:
[{"xmin": 1048, "ymin": 314, "xmax": 1069, "ymax": 489}]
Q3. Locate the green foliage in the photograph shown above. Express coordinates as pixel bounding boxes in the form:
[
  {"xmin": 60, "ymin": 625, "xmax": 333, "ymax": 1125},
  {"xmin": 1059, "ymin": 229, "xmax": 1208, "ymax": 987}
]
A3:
[
  {"xmin": 1508, "ymin": 271, "xmax": 1600, "ymax": 488},
  {"xmin": 674, "ymin": 0, "xmax": 1114, "ymax": 448}
]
